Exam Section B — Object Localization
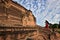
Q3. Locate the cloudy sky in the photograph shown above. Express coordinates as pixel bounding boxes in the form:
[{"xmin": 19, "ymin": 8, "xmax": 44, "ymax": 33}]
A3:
[{"xmin": 13, "ymin": 0, "xmax": 60, "ymax": 27}]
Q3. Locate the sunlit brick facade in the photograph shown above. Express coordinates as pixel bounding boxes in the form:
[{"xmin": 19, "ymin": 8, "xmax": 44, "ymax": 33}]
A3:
[{"xmin": 0, "ymin": 0, "xmax": 36, "ymax": 27}]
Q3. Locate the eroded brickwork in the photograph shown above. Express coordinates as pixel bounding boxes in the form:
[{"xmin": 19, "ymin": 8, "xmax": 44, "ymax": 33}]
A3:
[
  {"xmin": 0, "ymin": 0, "xmax": 36, "ymax": 27},
  {"xmin": 0, "ymin": 0, "xmax": 60, "ymax": 40}
]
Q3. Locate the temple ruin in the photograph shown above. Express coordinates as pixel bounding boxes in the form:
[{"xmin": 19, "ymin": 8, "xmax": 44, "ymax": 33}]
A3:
[
  {"xmin": 0, "ymin": 0, "xmax": 36, "ymax": 27},
  {"xmin": 0, "ymin": 0, "xmax": 60, "ymax": 40},
  {"xmin": 0, "ymin": 0, "xmax": 38, "ymax": 40}
]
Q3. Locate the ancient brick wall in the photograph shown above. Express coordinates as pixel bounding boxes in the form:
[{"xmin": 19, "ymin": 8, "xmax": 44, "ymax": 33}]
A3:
[{"xmin": 0, "ymin": 0, "xmax": 36, "ymax": 27}]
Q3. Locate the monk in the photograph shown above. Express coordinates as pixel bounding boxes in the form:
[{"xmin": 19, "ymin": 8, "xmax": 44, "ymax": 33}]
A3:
[{"xmin": 45, "ymin": 20, "xmax": 49, "ymax": 28}]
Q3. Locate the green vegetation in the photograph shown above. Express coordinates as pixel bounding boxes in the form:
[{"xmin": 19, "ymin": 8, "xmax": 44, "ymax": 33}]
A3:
[
  {"xmin": 52, "ymin": 24, "xmax": 58, "ymax": 28},
  {"xmin": 49, "ymin": 23, "xmax": 60, "ymax": 29},
  {"xmin": 49, "ymin": 23, "xmax": 60, "ymax": 33}
]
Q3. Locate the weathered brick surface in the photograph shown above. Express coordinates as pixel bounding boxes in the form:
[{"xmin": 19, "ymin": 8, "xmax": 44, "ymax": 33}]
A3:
[
  {"xmin": 0, "ymin": 0, "xmax": 36, "ymax": 27},
  {"xmin": 0, "ymin": 0, "xmax": 60, "ymax": 40}
]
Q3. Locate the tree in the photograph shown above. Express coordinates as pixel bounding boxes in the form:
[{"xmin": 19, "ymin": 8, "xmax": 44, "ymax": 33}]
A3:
[
  {"xmin": 58, "ymin": 21, "xmax": 60, "ymax": 28},
  {"xmin": 49, "ymin": 23, "xmax": 58, "ymax": 28}
]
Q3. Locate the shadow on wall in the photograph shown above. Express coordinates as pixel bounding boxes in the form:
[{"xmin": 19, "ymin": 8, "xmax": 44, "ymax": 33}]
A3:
[{"xmin": 26, "ymin": 38, "xmax": 34, "ymax": 40}]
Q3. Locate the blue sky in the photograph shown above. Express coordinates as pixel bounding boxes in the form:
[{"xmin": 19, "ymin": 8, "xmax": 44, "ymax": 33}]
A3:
[{"xmin": 13, "ymin": 0, "xmax": 60, "ymax": 27}]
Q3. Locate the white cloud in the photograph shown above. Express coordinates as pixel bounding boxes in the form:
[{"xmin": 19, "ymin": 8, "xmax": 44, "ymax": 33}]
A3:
[{"xmin": 13, "ymin": 0, "xmax": 60, "ymax": 27}]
